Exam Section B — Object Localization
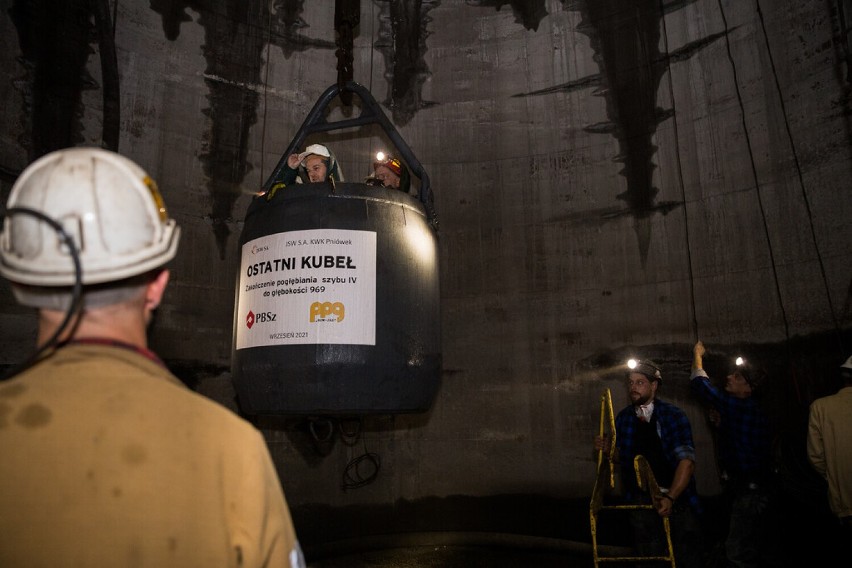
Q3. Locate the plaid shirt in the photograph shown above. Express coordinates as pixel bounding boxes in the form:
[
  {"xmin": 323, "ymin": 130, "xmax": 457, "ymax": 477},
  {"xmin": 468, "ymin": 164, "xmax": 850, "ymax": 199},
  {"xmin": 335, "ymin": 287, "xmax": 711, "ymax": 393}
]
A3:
[
  {"xmin": 691, "ymin": 369, "xmax": 772, "ymax": 482},
  {"xmin": 615, "ymin": 397, "xmax": 701, "ymax": 513}
]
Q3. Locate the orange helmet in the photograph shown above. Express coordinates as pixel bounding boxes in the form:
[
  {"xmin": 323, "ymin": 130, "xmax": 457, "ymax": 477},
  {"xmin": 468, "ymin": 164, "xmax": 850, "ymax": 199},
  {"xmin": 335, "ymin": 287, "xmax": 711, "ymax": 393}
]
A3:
[{"xmin": 374, "ymin": 154, "xmax": 403, "ymax": 177}]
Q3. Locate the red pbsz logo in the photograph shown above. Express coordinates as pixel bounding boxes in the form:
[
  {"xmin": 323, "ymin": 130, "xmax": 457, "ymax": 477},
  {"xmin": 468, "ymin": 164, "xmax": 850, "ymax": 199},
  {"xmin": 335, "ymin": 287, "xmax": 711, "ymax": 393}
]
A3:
[{"xmin": 246, "ymin": 311, "xmax": 255, "ymax": 329}]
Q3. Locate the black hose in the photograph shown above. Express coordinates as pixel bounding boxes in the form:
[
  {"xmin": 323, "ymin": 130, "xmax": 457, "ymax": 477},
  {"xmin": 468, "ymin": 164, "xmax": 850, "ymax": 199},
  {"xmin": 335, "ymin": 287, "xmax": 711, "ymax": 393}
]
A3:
[{"xmin": 0, "ymin": 207, "xmax": 83, "ymax": 380}]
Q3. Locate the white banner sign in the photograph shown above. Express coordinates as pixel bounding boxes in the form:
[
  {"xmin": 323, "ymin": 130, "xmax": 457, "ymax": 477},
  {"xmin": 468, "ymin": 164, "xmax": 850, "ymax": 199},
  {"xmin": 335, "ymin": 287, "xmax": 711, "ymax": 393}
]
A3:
[{"xmin": 235, "ymin": 229, "xmax": 377, "ymax": 348}]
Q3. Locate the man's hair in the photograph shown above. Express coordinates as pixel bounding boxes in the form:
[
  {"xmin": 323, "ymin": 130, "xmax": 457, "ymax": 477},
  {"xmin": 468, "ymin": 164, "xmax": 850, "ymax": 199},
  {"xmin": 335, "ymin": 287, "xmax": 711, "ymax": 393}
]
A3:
[
  {"xmin": 737, "ymin": 365, "xmax": 767, "ymax": 392},
  {"xmin": 11, "ymin": 271, "xmax": 158, "ymax": 311}
]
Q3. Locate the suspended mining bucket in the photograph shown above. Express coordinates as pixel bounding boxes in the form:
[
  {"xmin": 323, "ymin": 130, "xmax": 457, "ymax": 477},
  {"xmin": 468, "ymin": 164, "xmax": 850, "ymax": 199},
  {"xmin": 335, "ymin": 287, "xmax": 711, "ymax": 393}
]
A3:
[{"xmin": 231, "ymin": 82, "xmax": 441, "ymax": 417}]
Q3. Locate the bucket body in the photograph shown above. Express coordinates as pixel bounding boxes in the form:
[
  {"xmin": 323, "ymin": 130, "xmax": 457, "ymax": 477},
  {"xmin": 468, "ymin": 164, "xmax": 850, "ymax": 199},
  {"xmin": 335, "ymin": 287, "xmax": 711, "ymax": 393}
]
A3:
[{"xmin": 232, "ymin": 182, "xmax": 441, "ymax": 415}]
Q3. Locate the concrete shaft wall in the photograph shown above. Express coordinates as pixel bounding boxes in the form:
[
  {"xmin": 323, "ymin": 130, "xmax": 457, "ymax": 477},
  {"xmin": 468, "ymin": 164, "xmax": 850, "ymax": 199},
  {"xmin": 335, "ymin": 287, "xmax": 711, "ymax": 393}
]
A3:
[{"xmin": 1, "ymin": 0, "xmax": 850, "ymax": 551}]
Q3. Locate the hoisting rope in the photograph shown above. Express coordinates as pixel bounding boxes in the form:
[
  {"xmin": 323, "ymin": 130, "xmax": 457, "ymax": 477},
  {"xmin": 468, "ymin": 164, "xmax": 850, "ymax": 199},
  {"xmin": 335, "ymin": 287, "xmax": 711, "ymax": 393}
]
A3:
[
  {"xmin": 717, "ymin": 0, "xmax": 791, "ymax": 342},
  {"xmin": 754, "ymin": 0, "xmax": 845, "ymax": 351},
  {"xmin": 335, "ymin": 0, "xmax": 361, "ymax": 107},
  {"xmin": 659, "ymin": 0, "xmax": 699, "ymax": 342}
]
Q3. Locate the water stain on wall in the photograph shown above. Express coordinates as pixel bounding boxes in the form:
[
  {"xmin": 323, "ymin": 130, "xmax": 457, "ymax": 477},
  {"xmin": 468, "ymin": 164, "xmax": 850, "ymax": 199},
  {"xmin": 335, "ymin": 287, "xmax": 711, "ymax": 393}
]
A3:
[
  {"xmin": 152, "ymin": 0, "xmax": 336, "ymax": 258},
  {"xmin": 472, "ymin": 0, "xmax": 548, "ymax": 31},
  {"xmin": 375, "ymin": 0, "xmax": 439, "ymax": 125},
  {"xmin": 509, "ymin": 0, "xmax": 725, "ymax": 264},
  {"xmin": 10, "ymin": 0, "xmax": 729, "ymax": 264},
  {"xmin": 151, "ymin": 0, "xmax": 442, "ymax": 255},
  {"xmin": 9, "ymin": 0, "xmax": 120, "ymax": 162},
  {"xmin": 8, "ymin": 1, "xmax": 440, "ymax": 256}
]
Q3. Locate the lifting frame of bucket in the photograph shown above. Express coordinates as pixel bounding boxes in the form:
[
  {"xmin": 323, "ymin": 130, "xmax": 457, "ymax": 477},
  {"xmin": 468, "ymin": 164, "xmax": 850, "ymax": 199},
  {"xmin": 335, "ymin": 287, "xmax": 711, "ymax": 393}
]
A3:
[{"xmin": 231, "ymin": 82, "xmax": 441, "ymax": 417}]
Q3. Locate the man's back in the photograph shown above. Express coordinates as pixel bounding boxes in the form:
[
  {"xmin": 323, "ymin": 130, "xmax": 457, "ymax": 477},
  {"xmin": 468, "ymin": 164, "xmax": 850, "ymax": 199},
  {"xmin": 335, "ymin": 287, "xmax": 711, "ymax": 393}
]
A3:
[
  {"xmin": 0, "ymin": 342, "xmax": 300, "ymax": 568},
  {"xmin": 808, "ymin": 385, "xmax": 852, "ymax": 519}
]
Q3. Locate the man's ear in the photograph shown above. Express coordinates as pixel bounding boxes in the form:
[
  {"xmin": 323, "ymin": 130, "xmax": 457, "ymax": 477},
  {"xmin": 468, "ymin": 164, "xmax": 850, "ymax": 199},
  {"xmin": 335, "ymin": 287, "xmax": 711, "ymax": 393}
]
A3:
[{"xmin": 145, "ymin": 269, "xmax": 170, "ymax": 311}]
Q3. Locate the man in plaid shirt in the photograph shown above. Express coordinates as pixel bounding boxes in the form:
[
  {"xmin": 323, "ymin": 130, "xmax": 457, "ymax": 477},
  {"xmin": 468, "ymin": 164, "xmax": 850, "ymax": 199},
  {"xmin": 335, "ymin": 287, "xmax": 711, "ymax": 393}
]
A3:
[
  {"xmin": 691, "ymin": 341, "xmax": 772, "ymax": 568},
  {"xmin": 596, "ymin": 359, "xmax": 704, "ymax": 568}
]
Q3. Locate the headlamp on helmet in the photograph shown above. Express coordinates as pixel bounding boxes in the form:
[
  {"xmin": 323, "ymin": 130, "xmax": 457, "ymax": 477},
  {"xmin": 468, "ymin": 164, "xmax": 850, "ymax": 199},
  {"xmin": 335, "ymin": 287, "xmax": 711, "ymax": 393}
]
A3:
[
  {"xmin": 374, "ymin": 151, "xmax": 403, "ymax": 177},
  {"xmin": 732, "ymin": 355, "xmax": 766, "ymax": 391},
  {"xmin": 627, "ymin": 358, "xmax": 662, "ymax": 384}
]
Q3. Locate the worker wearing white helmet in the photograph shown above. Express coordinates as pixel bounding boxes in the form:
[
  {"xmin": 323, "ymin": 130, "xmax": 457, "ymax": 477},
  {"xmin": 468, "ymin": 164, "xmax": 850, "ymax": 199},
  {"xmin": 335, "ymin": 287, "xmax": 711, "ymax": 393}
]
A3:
[
  {"xmin": 264, "ymin": 143, "xmax": 345, "ymax": 200},
  {"xmin": 0, "ymin": 147, "xmax": 305, "ymax": 568},
  {"xmin": 0, "ymin": 147, "xmax": 180, "ymax": 309}
]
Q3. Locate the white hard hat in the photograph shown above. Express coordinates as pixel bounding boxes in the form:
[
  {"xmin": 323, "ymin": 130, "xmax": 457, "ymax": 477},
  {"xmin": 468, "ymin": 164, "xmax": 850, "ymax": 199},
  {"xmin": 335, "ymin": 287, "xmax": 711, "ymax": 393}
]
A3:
[
  {"xmin": 0, "ymin": 147, "xmax": 180, "ymax": 286},
  {"xmin": 298, "ymin": 144, "xmax": 331, "ymax": 167}
]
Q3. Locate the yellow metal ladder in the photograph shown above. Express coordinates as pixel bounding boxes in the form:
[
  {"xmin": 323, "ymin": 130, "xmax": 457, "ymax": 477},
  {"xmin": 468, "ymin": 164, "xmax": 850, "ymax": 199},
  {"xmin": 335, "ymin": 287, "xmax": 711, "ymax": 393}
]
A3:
[{"xmin": 590, "ymin": 388, "xmax": 676, "ymax": 567}]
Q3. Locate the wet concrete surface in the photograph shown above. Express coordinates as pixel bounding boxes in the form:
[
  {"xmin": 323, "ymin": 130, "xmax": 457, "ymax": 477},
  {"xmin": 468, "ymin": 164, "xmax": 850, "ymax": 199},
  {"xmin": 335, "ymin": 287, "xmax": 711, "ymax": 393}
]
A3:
[
  {"xmin": 301, "ymin": 494, "xmax": 850, "ymax": 568},
  {"xmin": 308, "ymin": 544, "xmax": 596, "ymax": 568},
  {"xmin": 304, "ymin": 533, "xmax": 627, "ymax": 568},
  {"xmin": 308, "ymin": 531, "xmax": 632, "ymax": 568}
]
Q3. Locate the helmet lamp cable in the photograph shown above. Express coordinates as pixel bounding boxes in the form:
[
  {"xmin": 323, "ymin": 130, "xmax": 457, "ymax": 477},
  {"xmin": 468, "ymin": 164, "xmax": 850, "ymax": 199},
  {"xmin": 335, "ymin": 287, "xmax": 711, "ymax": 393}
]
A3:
[{"xmin": 0, "ymin": 207, "xmax": 83, "ymax": 380}]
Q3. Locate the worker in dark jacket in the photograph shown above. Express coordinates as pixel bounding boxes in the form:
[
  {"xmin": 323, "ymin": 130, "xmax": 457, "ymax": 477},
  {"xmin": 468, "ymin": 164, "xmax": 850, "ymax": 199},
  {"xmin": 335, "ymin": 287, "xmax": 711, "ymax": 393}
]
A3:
[{"xmin": 690, "ymin": 341, "xmax": 772, "ymax": 568}]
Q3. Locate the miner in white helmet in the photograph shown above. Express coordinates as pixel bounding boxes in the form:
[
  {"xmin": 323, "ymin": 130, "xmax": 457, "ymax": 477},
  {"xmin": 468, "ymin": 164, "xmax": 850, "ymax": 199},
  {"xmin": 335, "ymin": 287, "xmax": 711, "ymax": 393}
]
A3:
[
  {"xmin": 0, "ymin": 148, "xmax": 305, "ymax": 568},
  {"xmin": 263, "ymin": 143, "xmax": 345, "ymax": 200}
]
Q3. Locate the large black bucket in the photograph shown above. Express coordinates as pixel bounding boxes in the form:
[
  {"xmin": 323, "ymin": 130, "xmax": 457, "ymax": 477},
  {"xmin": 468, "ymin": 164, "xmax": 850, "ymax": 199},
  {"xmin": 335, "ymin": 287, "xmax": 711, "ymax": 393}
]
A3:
[{"xmin": 231, "ymin": 178, "xmax": 440, "ymax": 415}]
